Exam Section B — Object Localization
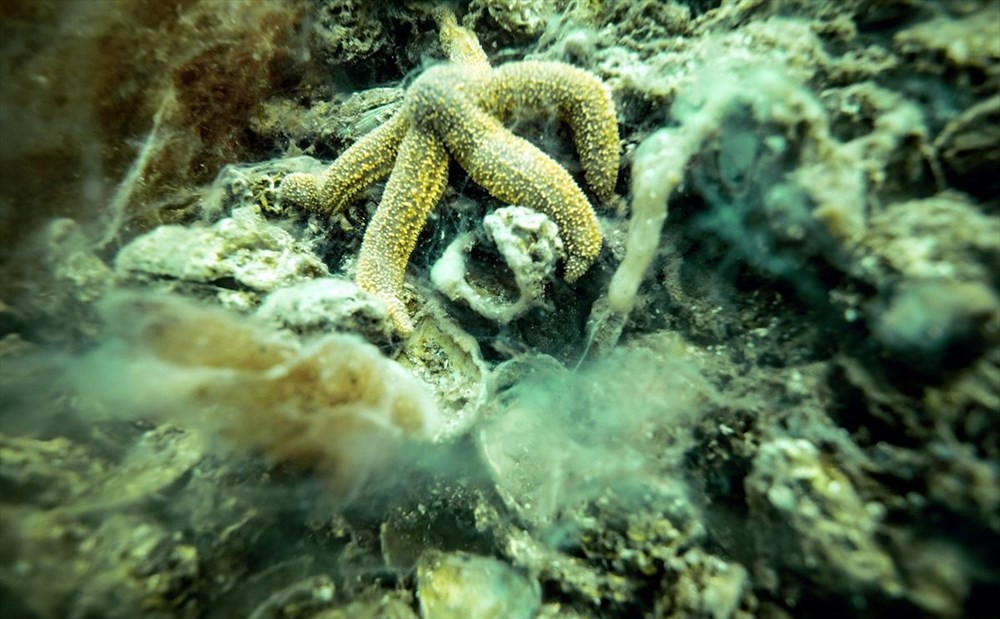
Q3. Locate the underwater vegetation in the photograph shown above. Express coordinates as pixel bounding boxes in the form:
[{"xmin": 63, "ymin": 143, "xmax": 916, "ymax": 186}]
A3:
[{"xmin": 0, "ymin": 1, "xmax": 998, "ymax": 618}]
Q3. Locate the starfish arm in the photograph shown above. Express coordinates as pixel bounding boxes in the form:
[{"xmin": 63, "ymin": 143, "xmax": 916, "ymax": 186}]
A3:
[
  {"xmin": 278, "ymin": 171, "xmax": 324, "ymax": 211},
  {"xmin": 318, "ymin": 110, "xmax": 409, "ymax": 213},
  {"xmin": 411, "ymin": 67, "xmax": 603, "ymax": 282},
  {"xmin": 482, "ymin": 61, "xmax": 620, "ymax": 203},
  {"xmin": 435, "ymin": 7, "xmax": 490, "ymax": 68},
  {"xmin": 279, "ymin": 110, "xmax": 408, "ymax": 214},
  {"xmin": 355, "ymin": 126, "xmax": 449, "ymax": 335}
]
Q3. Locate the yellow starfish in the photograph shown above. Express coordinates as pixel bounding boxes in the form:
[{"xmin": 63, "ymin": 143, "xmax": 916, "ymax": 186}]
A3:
[{"xmin": 281, "ymin": 9, "xmax": 619, "ymax": 335}]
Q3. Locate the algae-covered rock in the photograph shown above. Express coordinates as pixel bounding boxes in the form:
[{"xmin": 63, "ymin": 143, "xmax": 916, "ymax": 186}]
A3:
[
  {"xmin": 934, "ymin": 95, "xmax": 1000, "ymax": 200},
  {"xmin": 0, "ymin": 434, "xmax": 108, "ymax": 508},
  {"xmin": 207, "ymin": 157, "xmax": 333, "ymax": 218},
  {"xmin": 655, "ymin": 550, "xmax": 754, "ymax": 619},
  {"xmin": 115, "ymin": 206, "xmax": 328, "ymax": 306},
  {"xmin": 82, "ymin": 424, "xmax": 206, "ymax": 508},
  {"xmin": 2, "ymin": 218, "xmax": 113, "ymax": 343},
  {"xmin": 310, "ymin": 0, "xmax": 388, "ymax": 67},
  {"xmin": 861, "ymin": 193, "xmax": 1000, "ymax": 283},
  {"xmin": 473, "ymin": 497, "xmax": 633, "ymax": 606},
  {"xmin": 242, "ymin": 574, "xmax": 336, "ymax": 619},
  {"xmin": 252, "ymin": 88, "xmax": 406, "ymax": 158},
  {"xmin": 466, "ymin": 0, "xmax": 552, "ymax": 35},
  {"xmin": 746, "ymin": 438, "xmax": 900, "ymax": 597},
  {"xmin": 313, "ymin": 592, "xmax": 417, "ymax": 619},
  {"xmin": 894, "ymin": 6, "xmax": 1000, "ymax": 94},
  {"xmin": 256, "ymin": 277, "xmax": 395, "ymax": 349},
  {"xmin": 0, "ymin": 0, "xmax": 303, "ymax": 254},
  {"xmin": 396, "ymin": 304, "xmax": 489, "ymax": 442},
  {"xmin": 1, "ymin": 497, "xmax": 200, "ymax": 619},
  {"xmin": 416, "ymin": 550, "xmax": 540, "ymax": 619},
  {"xmin": 857, "ymin": 192, "xmax": 1000, "ymax": 376},
  {"xmin": 873, "ymin": 278, "xmax": 998, "ymax": 374}
]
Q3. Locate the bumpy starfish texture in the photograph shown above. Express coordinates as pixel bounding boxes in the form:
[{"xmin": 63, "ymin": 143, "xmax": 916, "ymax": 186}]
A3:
[{"xmin": 281, "ymin": 10, "xmax": 619, "ymax": 335}]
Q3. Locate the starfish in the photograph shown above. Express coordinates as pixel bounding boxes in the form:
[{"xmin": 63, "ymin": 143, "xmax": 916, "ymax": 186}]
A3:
[{"xmin": 280, "ymin": 9, "xmax": 620, "ymax": 335}]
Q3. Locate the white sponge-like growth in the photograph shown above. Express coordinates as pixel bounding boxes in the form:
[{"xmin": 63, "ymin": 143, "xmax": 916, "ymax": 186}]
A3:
[{"xmin": 74, "ymin": 292, "xmax": 441, "ymax": 492}]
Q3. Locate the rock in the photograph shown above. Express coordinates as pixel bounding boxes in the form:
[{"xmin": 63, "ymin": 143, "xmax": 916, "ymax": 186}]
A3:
[
  {"xmin": 0, "ymin": 434, "xmax": 107, "ymax": 508},
  {"xmin": 657, "ymin": 550, "xmax": 753, "ymax": 619},
  {"xmin": 114, "ymin": 206, "xmax": 328, "ymax": 303},
  {"xmin": 3, "ymin": 218, "xmax": 113, "ymax": 343},
  {"xmin": 207, "ymin": 157, "xmax": 333, "ymax": 219},
  {"xmin": 245, "ymin": 575, "xmax": 336, "ymax": 619},
  {"xmin": 934, "ymin": 95, "xmax": 1000, "ymax": 201},
  {"xmin": 0, "ymin": 510, "xmax": 199, "ymax": 619},
  {"xmin": 396, "ymin": 303, "xmax": 489, "ymax": 442},
  {"xmin": 894, "ymin": 8, "xmax": 1000, "ymax": 94},
  {"xmin": 416, "ymin": 550, "xmax": 540, "ymax": 619},
  {"xmin": 745, "ymin": 438, "xmax": 901, "ymax": 597},
  {"xmin": 256, "ymin": 277, "xmax": 395, "ymax": 349},
  {"xmin": 861, "ymin": 193, "xmax": 1000, "ymax": 284},
  {"xmin": 873, "ymin": 278, "xmax": 998, "ymax": 374},
  {"xmin": 466, "ymin": 0, "xmax": 550, "ymax": 35}
]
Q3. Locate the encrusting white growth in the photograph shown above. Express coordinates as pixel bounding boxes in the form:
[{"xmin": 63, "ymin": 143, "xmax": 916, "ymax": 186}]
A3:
[{"xmin": 432, "ymin": 206, "xmax": 564, "ymax": 323}]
